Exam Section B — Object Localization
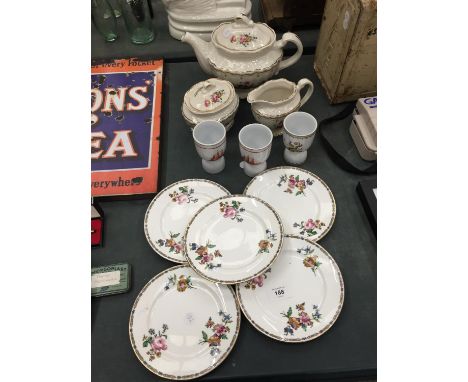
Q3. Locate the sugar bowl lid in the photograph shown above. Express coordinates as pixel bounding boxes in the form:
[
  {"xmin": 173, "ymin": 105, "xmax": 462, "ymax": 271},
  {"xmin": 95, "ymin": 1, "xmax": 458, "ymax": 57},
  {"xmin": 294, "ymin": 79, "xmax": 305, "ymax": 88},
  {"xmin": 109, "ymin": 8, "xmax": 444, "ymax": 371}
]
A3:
[
  {"xmin": 184, "ymin": 78, "xmax": 236, "ymax": 115},
  {"xmin": 213, "ymin": 15, "xmax": 274, "ymax": 52}
]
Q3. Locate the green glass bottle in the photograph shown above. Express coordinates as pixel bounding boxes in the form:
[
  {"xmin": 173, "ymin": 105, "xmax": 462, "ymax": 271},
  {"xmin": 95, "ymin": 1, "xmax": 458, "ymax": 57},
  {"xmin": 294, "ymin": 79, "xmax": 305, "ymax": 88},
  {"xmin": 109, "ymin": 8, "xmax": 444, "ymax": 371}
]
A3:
[
  {"xmin": 119, "ymin": 0, "xmax": 154, "ymax": 44},
  {"xmin": 92, "ymin": 0, "xmax": 118, "ymax": 42}
]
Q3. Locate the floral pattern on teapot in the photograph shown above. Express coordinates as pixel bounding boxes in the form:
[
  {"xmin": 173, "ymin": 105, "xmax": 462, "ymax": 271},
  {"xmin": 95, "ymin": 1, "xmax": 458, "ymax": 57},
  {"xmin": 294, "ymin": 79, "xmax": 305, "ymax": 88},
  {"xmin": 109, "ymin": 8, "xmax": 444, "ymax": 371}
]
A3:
[{"xmin": 230, "ymin": 33, "xmax": 257, "ymax": 47}]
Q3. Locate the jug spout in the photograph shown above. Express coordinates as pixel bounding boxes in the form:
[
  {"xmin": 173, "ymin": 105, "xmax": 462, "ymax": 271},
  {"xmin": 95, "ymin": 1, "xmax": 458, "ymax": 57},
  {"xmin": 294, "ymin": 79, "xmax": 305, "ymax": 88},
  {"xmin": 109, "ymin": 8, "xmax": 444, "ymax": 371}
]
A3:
[
  {"xmin": 246, "ymin": 87, "xmax": 267, "ymax": 106},
  {"xmin": 247, "ymin": 84, "xmax": 283, "ymax": 108},
  {"xmin": 181, "ymin": 32, "xmax": 213, "ymax": 75}
]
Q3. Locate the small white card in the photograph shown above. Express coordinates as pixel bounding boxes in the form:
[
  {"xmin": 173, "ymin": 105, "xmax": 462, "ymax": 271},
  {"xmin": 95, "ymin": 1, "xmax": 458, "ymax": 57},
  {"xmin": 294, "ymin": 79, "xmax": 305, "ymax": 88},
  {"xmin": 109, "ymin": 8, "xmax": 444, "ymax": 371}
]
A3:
[
  {"xmin": 270, "ymin": 286, "xmax": 288, "ymax": 301},
  {"xmin": 91, "ymin": 270, "xmax": 121, "ymax": 288}
]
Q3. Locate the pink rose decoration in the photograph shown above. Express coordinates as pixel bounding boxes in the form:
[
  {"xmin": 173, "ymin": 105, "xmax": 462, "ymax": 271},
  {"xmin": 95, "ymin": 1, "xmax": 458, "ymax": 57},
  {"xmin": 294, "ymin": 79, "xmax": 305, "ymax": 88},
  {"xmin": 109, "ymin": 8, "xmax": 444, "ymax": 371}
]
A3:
[
  {"xmin": 174, "ymin": 243, "xmax": 183, "ymax": 252},
  {"xmin": 214, "ymin": 324, "xmax": 227, "ymax": 335},
  {"xmin": 151, "ymin": 336, "xmax": 168, "ymax": 351},
  {"xmin": 304, "ymin": 219, "xmax": 316, "ymax": 230},
  {"xmin": 223, "ymin": 206, "xmax": 236, "ymax": 219},
  {"xmin": 202, "ymin": 253, "xmax": 213, "ymax": 264},
  {"xmin": 299, "ymin": 312, "xmax": 311, "ymax": 324},
  {"xmin": 252, "ymin": 275, "xmax": 264, "ymax": 287},
  {"xmin": 176, "ymin": 194, "xmax": 188, "ymax": 204}
]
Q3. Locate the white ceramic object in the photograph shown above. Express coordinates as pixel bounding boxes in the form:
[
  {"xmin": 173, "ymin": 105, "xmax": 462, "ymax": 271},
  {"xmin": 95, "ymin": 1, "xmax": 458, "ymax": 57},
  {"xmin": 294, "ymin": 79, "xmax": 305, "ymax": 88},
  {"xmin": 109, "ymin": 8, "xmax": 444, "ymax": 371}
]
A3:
[
  {"xmin": 162, "ymin": 0, "xmax": 253, "ymax": 41},
  {"xmin": 244, "ymin": 167, "xmax": 336, "ymax": 241},
  {"xmin": 355, "ymin": 96, "xmax": 377, "ymax": 141},
  {"xmin": 247, "ymin": 78, "xmax": 314, "ymax": 136},
  {"xmin": 238, "ymin": 123, "xmax": 273, "ymax": 177},
  {"xmin": 193, "ymin": 121, "xmax": 227, "ymax": 174},
  {"xmin": 181, "ymin": 15, "xmax": 303, "ymax": 98},
  {"xmin": 236, "ymin": 235, "xmax": 344, "ymax": 342},
  {"xmin": 184, "ymin": 195, "xmax": 283, "ymax": 284},
  {"xmin": 130, "ymin": 265, "xmax": 240, "ymax": 380},
  {"xmin": 349, "ymin": 114, "xmax": 377, "ymax": 161},
  {"xmin": 144, "ymin": 179, "xmax": 230, "ymax": 263},
  {"xmin": 282, "ymin": 112, "xmax": 317, "ymax": 165},
  {"xmin": 182, "ymin": 78, "xmax": 239, "ymax": 131}
]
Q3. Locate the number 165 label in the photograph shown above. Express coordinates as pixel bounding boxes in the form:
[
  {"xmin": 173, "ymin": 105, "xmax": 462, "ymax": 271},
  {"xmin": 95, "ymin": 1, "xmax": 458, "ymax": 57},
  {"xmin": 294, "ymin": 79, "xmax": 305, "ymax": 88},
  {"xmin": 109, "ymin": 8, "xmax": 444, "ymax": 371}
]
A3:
[{"xmin": 271, "ymin": 286, "xmax": 286, "ymax": 299}]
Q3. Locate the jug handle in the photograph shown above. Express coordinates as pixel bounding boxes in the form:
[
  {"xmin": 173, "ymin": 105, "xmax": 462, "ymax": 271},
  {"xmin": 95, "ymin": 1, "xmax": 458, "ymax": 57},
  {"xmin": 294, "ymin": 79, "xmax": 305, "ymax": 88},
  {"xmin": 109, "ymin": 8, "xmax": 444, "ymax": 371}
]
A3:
[
  {"xmin": 297, "ymin": 78, "xmax": 314, "ymax": 107},
  {"xmin": 275, "ymin": 32, "xmax": 303, "ymax": 72}
]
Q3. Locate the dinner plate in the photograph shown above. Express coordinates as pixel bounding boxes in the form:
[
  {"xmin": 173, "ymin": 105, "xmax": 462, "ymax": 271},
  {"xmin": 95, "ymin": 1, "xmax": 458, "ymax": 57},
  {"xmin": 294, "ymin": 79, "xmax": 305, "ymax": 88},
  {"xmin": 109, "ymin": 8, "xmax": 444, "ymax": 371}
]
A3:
[
  {"xmin": 129, "ymin": 265, "xmax": 241, "ymax": 380},
  {"xmin": 244, "ymin": 166, "xmax": 336, "ymax": 241},
  {"xmin": 145, "ymin": 179, "xmax": 230, "ymax": 263},
  {"xmin": 184, "ymin": 195, "xmax": 283, "ymax": 284},
  {"xmin": 236, "ymin": 235, "xmax": 344, "ymax": 342}
]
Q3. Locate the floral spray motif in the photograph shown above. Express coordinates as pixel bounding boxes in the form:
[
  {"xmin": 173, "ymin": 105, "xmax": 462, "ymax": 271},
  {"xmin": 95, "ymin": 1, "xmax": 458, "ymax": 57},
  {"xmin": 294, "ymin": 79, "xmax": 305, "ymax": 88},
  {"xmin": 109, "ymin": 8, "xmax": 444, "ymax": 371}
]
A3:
[
  {"xmin": 293, "ymin": 219, "xmax": 326, "ymax": 237},
  {"xmin": 189, "ymin": 241, "xmax": 223, "ymax": 270},
  {"xmin": 169, "ymin": 185, "xmax": 198, "ymax": 204},
  {"xmin": 157, "ymin": 232, "xmax": 183, "ymax": 254},
  {"xmin": 257, "ymin": 229, "xmax": 277, "ymax": 255},
  {"xmin": 219, "ymin": 200, "xmax": 245, "ymax": 222},
  {"xmin": 282, "ymin": 303, "xmax": 321, "ymax": 336},
  {"xmin": 204, "ymin": 89, "xmax": 225, "ymax": 108},
  {"xmin": 277, "ymin": 174, "xmax": 314, "ymax": 196},
  {"xmin": 142, "ymin": 324, "xmax": 169, "ymax": 361},
  {"xmin": 244, "ymin": 268, "xmax": 272, "ymax": 289},
  {"xmin": 230, "ymin": 33, "xmax": 258, "ymax": 47},
  {"xmin": 199, "ymin": 311, "xmax": 233, "ymax": 356},
  {"xmin": 164, "ymin": 274, "xmax": 194, "ymax": 292},
  {"xmin": 297, "ymin": 246, "xmax": 322, "ymax": 274}
]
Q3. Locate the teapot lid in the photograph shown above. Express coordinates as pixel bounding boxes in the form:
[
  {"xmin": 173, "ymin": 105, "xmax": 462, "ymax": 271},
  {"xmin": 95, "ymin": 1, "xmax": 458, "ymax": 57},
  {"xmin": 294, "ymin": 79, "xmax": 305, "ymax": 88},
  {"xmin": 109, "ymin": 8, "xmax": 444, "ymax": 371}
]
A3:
[
  {"xmin": 184, "ymin": 78, "xmax": 235, "ymax": 115},
  {"xmin": 212, "ymin": 15, "xmax": 274, "ymax": 52}
]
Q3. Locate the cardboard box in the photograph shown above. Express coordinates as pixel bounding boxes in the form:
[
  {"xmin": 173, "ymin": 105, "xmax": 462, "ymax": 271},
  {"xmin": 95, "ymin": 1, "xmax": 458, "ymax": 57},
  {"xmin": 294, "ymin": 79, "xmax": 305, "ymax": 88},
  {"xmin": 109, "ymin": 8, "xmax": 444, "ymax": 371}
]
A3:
[{"xmin": 314, "ymin": 0, "xmax": 377, "ymax": 104}]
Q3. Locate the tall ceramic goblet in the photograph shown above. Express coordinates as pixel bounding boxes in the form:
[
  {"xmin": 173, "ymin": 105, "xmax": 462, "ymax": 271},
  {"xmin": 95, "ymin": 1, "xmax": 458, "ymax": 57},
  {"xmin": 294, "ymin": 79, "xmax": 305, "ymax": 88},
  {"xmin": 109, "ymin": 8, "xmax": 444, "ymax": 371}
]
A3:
[
  {"xmin": 193, "ymin": 120, "xmax": 226, "ymax": 174},
  {"xmin": 283, "ymin": 112, "xmax": 318, "ymax": 165},
  {"xmin": 238, "ymin": 123, "xmax": 273, "ymax": 177}
]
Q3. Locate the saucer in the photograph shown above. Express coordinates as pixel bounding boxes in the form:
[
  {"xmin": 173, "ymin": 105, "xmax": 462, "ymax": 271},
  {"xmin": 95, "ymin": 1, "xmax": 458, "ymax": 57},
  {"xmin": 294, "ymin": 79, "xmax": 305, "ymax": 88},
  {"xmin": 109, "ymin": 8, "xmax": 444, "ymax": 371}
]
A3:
[
  {"xmin": 145, "ymin": 179, "xmax": 230, "ymax": 263},
  {"xmin": 184, "ymin": 195, "xmax": 283, "ymax": 284},
  {"xmin": 130, "ymin": 265, "xmax": 240, "ymax": 380},
  {"xmin": 236, "ymin": 235, "xmax": 344, "ymax": 342},
  {"xmin": 244, "ymin": 167, "xmax": 336, "ymax": 241}
]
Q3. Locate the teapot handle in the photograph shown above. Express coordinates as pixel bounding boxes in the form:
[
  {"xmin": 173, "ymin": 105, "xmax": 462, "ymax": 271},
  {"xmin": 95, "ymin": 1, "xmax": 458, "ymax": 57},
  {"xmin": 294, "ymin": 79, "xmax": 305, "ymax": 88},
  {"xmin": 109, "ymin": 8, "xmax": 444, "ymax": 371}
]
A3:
[
  {"xmin": 297, "ymin": 78, "xmax": 314, "ymax": 107},
  {"xmin": 276, "ymin": 32, "xmax": 303, "ymax": 72}
]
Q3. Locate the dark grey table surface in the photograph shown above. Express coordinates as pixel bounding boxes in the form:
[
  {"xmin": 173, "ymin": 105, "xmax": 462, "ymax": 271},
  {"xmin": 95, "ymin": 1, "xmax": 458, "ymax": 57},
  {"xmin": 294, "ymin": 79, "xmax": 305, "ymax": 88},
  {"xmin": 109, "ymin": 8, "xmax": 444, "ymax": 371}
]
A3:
[
  {"xmin": 92, "ymin": 0, "xmax": 320, "ymax": 62},
  {"xmin": 91, "ymin": 53, "xmax": 377, "ymax": 381}
]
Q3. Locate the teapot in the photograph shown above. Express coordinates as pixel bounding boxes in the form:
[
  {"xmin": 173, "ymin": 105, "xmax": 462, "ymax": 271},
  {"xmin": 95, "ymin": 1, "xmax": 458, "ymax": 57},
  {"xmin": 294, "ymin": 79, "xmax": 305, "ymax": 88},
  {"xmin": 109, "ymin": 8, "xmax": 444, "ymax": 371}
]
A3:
[
  {"xmin": 181, "ymin": 15, "xmax": 303, "ymax": 98},
  {"xmin": 247, "ymin": 78, "xmax": 314, "ymax": 136}
]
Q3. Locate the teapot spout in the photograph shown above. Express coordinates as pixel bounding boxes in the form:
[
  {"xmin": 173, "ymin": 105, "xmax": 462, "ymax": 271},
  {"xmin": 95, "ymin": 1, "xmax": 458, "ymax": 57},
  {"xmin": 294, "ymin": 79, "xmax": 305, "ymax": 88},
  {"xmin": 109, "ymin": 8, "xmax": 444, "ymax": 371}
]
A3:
[{"xmin": 181, "ymin": 32, "xmax": 213, "ymax": 75}]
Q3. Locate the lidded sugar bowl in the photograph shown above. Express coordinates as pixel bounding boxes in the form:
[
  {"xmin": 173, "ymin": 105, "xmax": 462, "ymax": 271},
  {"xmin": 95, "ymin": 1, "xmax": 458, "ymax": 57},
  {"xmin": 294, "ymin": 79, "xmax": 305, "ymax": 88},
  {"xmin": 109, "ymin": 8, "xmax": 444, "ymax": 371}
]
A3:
[
  {"xmin": 181, "ymin": 15, "xmax": 303, "ymax": 98},
  {"xmin": 182, "ymin": 78, "xmax": 239, "ymax": 131}
]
